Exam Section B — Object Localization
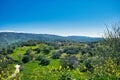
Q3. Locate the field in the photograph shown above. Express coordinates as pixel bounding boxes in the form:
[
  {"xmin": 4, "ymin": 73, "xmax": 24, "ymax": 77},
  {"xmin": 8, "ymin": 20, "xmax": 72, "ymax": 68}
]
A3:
[{"xmin": 0, "ymin": 39, "xmax": 120, "ymax": 80}]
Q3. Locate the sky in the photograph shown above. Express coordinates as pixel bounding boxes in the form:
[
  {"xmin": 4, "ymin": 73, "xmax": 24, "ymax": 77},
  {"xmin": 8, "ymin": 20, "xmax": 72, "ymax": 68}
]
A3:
[{"xmin": 0, "ymin": 0, "xmax": 120, "ymax": 37}]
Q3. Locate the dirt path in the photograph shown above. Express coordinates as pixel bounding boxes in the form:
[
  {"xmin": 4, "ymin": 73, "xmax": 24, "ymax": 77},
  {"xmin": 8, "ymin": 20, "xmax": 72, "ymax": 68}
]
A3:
[{"xmin": 7, "ymin": 64, "xmax": 20, "ymax": 80}]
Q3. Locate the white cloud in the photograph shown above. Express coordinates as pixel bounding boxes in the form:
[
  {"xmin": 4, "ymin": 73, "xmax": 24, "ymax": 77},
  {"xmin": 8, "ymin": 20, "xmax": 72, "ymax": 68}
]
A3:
[
  {"xmin": 0, "ymin": 30, "xmax": 16, "ymax": 32},
  {"xmin": 0, "ymin": 30, "xmax": 26, "ymax": 33}
]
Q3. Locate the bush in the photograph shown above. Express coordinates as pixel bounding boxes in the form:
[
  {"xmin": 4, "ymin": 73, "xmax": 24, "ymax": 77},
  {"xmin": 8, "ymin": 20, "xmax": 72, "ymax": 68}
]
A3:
[
  {"xmin": 25, "ymin": 48, "xmax": 32, "ymax": 55},
  {"xmin": 60, "ymin": 56, "xmax": 79, "ymax": 69},
  {"xmin": 21, "ymin": 40, "xmax": 38, "ymax": 46},
  {"xmin": 51, "ymin": 52, "xmax": 61, "ymax": 59},
  {"xmin": 81, "ymin": 50, "xmax": 87, "ymax": 55},
  {"xmin": 84, "ymin": 60, "xmax": 94, "ymax": 72},
  {"xmin": 104, "ymin": 23, "xmax": 120, "ymax": 65},
  {"xmin": 39, "ymin": 58, "xmax": 50, "ymax": 66},
  {"xmin": 36, "ymin": 55, "xmax": 43, "ymax": 61},
  {"xmin": 7, "ymin": 47, "xmax": 14, "ymax": 54},
  {"xmin": 22, "ymin": 56, "xmax": 30, "ymax": 63},
  {"xmin": 64, "ymin": 48, "xmax": 79, "ymax": 54},
  {"xmin": 43, "ymin": 49, "xmax": 50, "ymax": 54},
  {"xmin": 34, "ymin": 48, "xmax": 40, "ymax": 53}
]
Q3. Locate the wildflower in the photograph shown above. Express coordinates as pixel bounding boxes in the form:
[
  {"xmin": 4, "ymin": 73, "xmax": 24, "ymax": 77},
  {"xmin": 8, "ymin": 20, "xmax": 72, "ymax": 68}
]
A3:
[
  {"xmin": 67, "ymin": 66, "xmax": 69, "ymax": 69},
  {"xmin": 116, "ymin": 72, "xmax": 120, "ymax": 77},
  {"xmin": 59, "ymin": 66, "xmax": 62, "ymax": 70},
  {"xmin": 0, "ymin": 60, "xmax": 2, "ymax": 62},
  {"xmin": 1, "ymin": 71, "xmax": 4, "ymax": 74},
  {"xmin": 3, "ymin": 57, "xmax": 6, "ymax": 60},
  {"xmin": 112, "ymin": 69, "xmax": 115, "ymax": 73},
  {"xmin": 100, "ymin": 66, "xmax": 102, "ymax": 69}
]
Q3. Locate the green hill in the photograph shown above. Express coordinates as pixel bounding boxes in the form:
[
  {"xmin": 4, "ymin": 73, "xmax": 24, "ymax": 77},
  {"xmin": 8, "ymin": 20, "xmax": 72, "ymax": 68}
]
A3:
[{"xmin": 0, "ymin": 32, "xmax": 102, "ymax": 48}]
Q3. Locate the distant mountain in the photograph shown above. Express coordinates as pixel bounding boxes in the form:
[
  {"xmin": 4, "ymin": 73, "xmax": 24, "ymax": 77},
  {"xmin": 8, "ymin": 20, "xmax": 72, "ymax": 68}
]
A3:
[
  {"xmin": 66, "ymin": 36, "xmax": 102, "ymax": 42},
  {"xmin": 0, "ymin": 32, "xmax": 103, "ymax": 48}
]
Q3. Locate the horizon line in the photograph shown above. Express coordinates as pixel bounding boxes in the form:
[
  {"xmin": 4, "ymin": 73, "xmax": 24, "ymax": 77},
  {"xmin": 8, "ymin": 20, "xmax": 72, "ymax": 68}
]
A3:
[{"xmin": 0, "ymin": 30, "xmax": 102, "ymax": 38}]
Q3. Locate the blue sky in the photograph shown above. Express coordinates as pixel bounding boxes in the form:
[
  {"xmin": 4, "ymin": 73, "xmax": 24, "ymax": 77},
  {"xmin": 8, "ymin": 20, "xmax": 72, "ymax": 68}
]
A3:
[{"xmin": 0, "ymin": 0, "xmax": 120, "ymax": 37}]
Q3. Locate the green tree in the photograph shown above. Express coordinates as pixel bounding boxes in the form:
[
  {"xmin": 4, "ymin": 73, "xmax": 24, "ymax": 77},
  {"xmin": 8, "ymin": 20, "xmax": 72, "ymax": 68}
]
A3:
[
  {"xmin": 22, "ymin": 56, "xmax": 30, "ymax": 63},
  {"xmin": 60, "ymin": 56, "xmax": 79, "ymax": 69}
]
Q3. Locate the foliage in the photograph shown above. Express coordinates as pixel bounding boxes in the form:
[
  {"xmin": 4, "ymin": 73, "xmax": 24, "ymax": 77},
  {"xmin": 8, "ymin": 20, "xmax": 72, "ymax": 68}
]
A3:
[
  {"xmin": 22, "ymin": 56, "xmax": 30, "ymax": 63},
  {"xmin": 64, "ymin": 47, "xmax": 79, "ymax": 54},
  {"xmin": 39, "ymin": 58, "xmax": 50, "ymax": 66},
  {"xmin": 104, "ymin": 23, "xmax": 120, "ymax": 65},
  {"xmin": 33, "ymin": 48, "xmax": 40, "ymax": 53},
  {"xmin": 51, "ymin": 51, "xmax": 61, "ymax": 59},
  {"xmin": 36, "ymin": 55, "xmax": 43, "ymax": 61},
  {"xmin": 60, "ymin": 56, "xmax": 79, "ymax": 69},
  {"xmin": 0, "ymin": 32, "xmax": 102, "ymax": 48},
  {"xmin": 25, "ymin": 48, "xmax": 32, "ymax": 55}
]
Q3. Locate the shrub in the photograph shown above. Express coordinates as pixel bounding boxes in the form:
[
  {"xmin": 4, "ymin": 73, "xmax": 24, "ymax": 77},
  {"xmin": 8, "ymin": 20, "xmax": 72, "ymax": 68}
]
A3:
[
  {"xmin": 22, "ymin": 56, "xmax": 30, "ymax": 63},
  {"xmin": 36, "ymin": 55, "xmax": 43, "ymax": 61},
  {"xmin": 39, "ymin": 58, "xmax": 50, "ymax": 66},
  {"xmin": 21, "ymin": 40, "xmax": 37, "ymax": 46},
  {"xmin": 104, "ymin": 23, "xmax": 120, "ymax": 65},
  {"xmin": 64, "ymin": 48, "xmax": 79, "ymax": 54},
  {"xmin": 7, "ymin": 47, "xmax": 14, "ymax": 54},
  {"xmin": 84, "ymin": 60, "xmax": 94, "ymax": 72},
  {"xmin": 25, "ymin": 48, "xmax": 32, "ymax": 55},
  {"xmin": 60, "ymin": 56, "xmax": 79, "ymax": 69},
  {"xmin": 59, "ymin": 72, "xmax": 73, "ymax": 80},
  {"xmin": 43, "ymin": 49, "xmax": 50, "ymax": 54},
  {"xmin": 33, "ymin": 48, "xmax": 40, "ymax": 53},
  {"xmin": 51, "ymin": 52, "xmax": 61, "ymax": 59},
  {"xmin": 66, "ymin": 50, "xmax": 76, "ymax": 54},
  {"xmin": 81, "ymin": 50, "xmax": 87, "ymax": 55}
]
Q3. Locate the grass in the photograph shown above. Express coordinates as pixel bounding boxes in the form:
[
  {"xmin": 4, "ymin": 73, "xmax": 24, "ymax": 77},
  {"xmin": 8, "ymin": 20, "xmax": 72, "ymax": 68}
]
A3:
[
  {"xmin": 6, "ymin": 43, "xmax": 120, "ymax": 80},
  {"xmin": 10, "ymin": 45, "xmax": 61, "ymax": 80},
  {"xmin": 21, "ymin": 59, "xmax": 60, "ymax": 80},
  {"xmin": 7, "ymin": 45, "xmax": 93, "ymax": 80},
  {"xmin": 21, "ymin": 61, "xmax": 39, "ymax": 80},
  {"xmin": 9, "ymin": 45, "xmax": 39, "ymax": 60}
]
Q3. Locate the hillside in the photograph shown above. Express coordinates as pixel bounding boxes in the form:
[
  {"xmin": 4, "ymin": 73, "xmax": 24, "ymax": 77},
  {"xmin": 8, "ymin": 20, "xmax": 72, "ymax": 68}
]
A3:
[
  {"xmin": 0, "ymin": 40, "xmax": 119, "ymax": 80},
  {"xmin": 0, "ymin": 32, "xmax": 102, "ymax": 48}
]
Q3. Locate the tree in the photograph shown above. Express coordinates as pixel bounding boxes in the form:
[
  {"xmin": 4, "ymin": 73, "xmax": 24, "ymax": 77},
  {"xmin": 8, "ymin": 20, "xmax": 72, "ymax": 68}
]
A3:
[
  {"xmin": 64, "ymin": 47, "xmax": 79, "ymax": 54},
  {"xmin": 25, "ymin": 48, "xmax": 32, "ymax": 55},
  {"xmin": 22, "ymin": 56, "xmax": 30, "ymax": 63},
  {"xmin": 43, "ymin": 49, "xmax": 50, "ymax": 54},
  {"xmin": 60, "ymin": 56, "xmax": 79, "ymax": 69},
  {"xmin": 36, "ymin": 55, "xmax": 43, "ymax": 61},
  {"xmin": 39, "ymin": 58, "xmax": 50, "ymax": 66},
  {"xmin": 7, "ymin": 47, "xmax": 14, "ymax": 54},
  {"xmin": 33, "ymin": 48, "xmax": 40, "ymax": 53},
  {"xmin": 51, "ymin": 52, "xmax": 61, "ymax": 59}
]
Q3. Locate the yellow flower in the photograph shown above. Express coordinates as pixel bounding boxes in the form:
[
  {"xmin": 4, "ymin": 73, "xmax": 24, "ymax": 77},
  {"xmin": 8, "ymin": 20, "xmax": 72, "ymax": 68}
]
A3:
[
  {"xmin": 100, "ymin": 66, "xmax": 102, "ymax": 69},
  {"xmin": 1, "ymin": 71, "xmax": 4, "ymax": 74},
  {"xmin": 67, "ymin": 66, "xmax": 69, "ymax": 69},
  {"xmin": 59, "ymin": 66, "xmax": 62, "ymax": 70},
  {"xmin": 0, "ymin": 60, "xmax": 2, "ymax": 62},
  {"xmin": 107, "ymin": 68, "xmax": 110, "ymax": 71},
  {"xmin": 116, "ymin": 72, "xmax": 120, "ymax": 77},
  {"xmin": 112, "ymin": 69, "xmax": 115, "ymax": 73},
  {"xmin": 4, "ymin": 57, "xmax": 6, "ymax": 60}
]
